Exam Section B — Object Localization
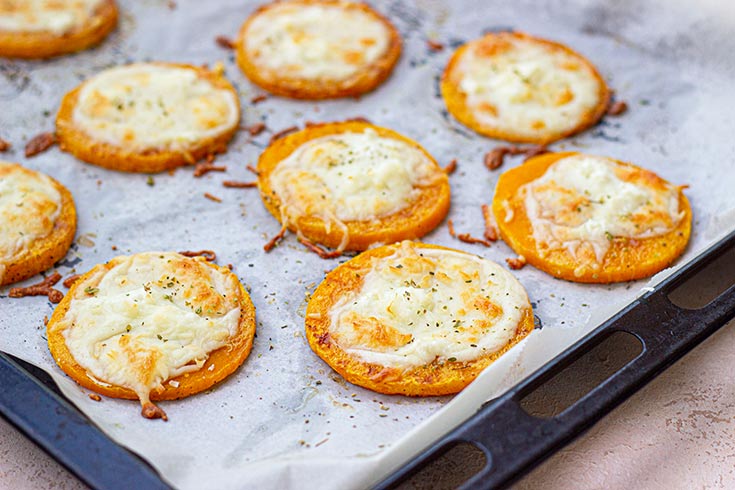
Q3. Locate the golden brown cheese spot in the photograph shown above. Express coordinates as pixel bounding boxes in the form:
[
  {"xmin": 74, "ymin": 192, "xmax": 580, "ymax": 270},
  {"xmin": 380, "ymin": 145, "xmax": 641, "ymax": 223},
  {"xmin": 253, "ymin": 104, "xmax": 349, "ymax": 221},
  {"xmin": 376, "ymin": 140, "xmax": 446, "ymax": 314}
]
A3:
[
  {"xmin": 166, "ymin": 256, "xmax": 231, "ymax": 315},
  {"xmin": 335, "ymin": 312, "xmax": 413, "ymax": 350},
  {"xmin": 474, "ymin": 36, "xmax": 512, "ymax": 57},
  {"xmin": 118, "ymin": 334, "xmax": 163, "ymax": 390},
  {"xmin": 343, "ymin": 50, "xmax": 365, "ymax": 64}
]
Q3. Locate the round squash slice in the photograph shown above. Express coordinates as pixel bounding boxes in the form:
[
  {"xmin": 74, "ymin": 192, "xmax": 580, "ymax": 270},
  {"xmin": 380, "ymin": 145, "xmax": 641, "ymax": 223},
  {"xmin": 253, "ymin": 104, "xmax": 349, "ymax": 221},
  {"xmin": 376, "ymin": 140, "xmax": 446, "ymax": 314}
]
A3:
[
  {"xmin": 235, "ymin": 0, "xmax": 401, "ymax": 99},
  {"xmin": 492, "ymin": 152, "xmax": 692, "ymax": 283},
  {"xmin": 257, "ymin": 121, "xmax": 451, "ymax": 253},
  {"xmin": 47, "ymin": 252, "xmax": 256, "ymax": 420},
  {"xmin": 0, "ymin": 162, "xmax": 76, "ymax": 286},
  {"xmin": 305, "ymin": 241, "xmax": 534, "ymax": 396},
  {"xmin": 56, "ymin": 62, "xmax": 241, "ymax": 173},
  {"xmin": 0, "ymin": 0, "xmax": 118, "ymax": 59},
  {"xmin": 441, "ymin": 31, "xmax": 610, "ymax": 144}
]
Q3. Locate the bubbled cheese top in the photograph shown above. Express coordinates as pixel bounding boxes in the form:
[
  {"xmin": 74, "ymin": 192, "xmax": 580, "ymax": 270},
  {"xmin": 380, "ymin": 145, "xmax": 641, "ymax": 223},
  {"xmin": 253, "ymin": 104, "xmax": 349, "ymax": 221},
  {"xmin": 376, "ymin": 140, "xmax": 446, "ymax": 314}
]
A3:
[
  {"xmin": 0, "ymin": 0, "xmax": 103, "ymax": 34},
  {"xmin": 454, "ymin": 34, "xmax": 604, "ymax": 139},
  {"xmin": 242, "ymin": 1, "xmax": 391, "ymax": 80},
  {"xmin": 0, "ymin": 163, "xmax": 62, "ymax": 273},
  {"xmin": 72, "ymin": 64, "xmax": 239, "ymax": 152},
  {"xmin": 519, "ymin": 154, "xmax": 684, "ymax": 272},
  {"xmin": 59, "ymin": 252, "xmax": 242, "ymax": 404},
  {"xmin": 268, "ymin": 128, "xmax": 439, "ymax": 240},
  {"xmin": 328, "ymin": 242, "xmax": 530, "ymax": 369}
]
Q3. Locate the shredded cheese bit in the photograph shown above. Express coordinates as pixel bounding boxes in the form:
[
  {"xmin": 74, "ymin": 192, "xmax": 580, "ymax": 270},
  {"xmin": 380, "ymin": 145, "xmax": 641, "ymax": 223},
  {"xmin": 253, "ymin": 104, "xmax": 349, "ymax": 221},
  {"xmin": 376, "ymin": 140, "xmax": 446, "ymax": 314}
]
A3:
[
  {"xmin": 454, "ymin": 34, "xmax": 603, "ymax": 139},
  {"xmin": 72, "ymin": 64, "xmax": 239, "ymax": 152},
  {"xmin": 268, "ymin": 128, "xmax": 440, "ymax": 252},
  {"xmin": 242, "ymin": 2, "xmax": 391, "ymax": 80},
  {"xmin": 521, "ymin": 154, "xmax": 684, "ymax": 271},
  {"xmin": 58, "ymin": 252, "xmax": 241, "ymax": 412},
  {"xmin": 328, "ymin": 242, "xmax": 530, "ymax": 369},
  {"xmin": 0, "ymin": 163, "xmax": 62, "ymax": 282},
  {"xmin": 0, "ymin": 0, "xmax": 103, "ymax": 35}
]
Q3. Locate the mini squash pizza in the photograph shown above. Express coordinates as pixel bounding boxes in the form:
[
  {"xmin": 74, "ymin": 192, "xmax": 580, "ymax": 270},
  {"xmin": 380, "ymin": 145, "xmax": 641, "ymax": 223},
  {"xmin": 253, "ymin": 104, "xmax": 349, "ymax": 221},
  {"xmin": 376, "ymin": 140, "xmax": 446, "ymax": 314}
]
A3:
[
  {"xmin": 0, "ymin": 162, "xmax": 76, "ymax": 286},
  {"xmin": 441, "ymin": 32, "xmax": 610, "ymax": 144},
  {"xmin": 257, "ymin": 121, "xmax": 450, "ymax": 254},
  {"xmin": 56, "ymin": 63, "xmax": 241, "ymax": 173},
  {"xmin": 235, "ymin": 0, "xmax": 401, "ymax": 99},
  {"xmin": 47, "ymin": 252, "xmax": 256, "ymax": 420},
  {"xmin": 306, "ymin": 241, "xmax": 534, "ymax": 395},
  {"xmin": 493, "ymin": 152, "xmax": 691, "ymax": 283},
  {"xmin": 0, "ymin": 0, "xmax": 118, "ymax": 59}
]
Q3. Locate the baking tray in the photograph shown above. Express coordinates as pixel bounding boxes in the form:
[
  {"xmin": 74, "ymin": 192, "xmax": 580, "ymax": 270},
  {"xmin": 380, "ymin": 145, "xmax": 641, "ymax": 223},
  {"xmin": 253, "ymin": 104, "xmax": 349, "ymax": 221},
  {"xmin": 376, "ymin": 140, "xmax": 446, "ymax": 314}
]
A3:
[
  {"xmin": 2, "ymin": 230, "xmax": 734, "ymax": 489},
  {"xmin": 2, "ymin": 0, "xmax": 735, "ymax": 488},
  {"xmin": 376, "ymin": 229, "xmax": 735, "ymax": 489}
]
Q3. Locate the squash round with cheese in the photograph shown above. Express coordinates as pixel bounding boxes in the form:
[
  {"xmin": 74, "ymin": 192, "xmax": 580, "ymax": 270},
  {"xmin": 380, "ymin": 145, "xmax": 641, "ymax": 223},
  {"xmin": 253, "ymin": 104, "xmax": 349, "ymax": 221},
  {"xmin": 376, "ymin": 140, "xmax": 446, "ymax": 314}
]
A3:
[
  {"xmin": 47, "ymin": 252, "xmax": 256, "ymax": 419},
  {"xmin": 493, "ymin": 152, "xmax": 692, "ymax": 283},
  {"xmin": 257, "ymin": 121, "xmax": 451, "ymax": 253},
  {"xmin": 56, "ymin": 63, "xmax": 241, "ymax": 173},
  {"xmin": 0, "ymin": 0, "xmax": 118, "ymax": 59},
  {"xmin": 441, "ymin": 31, "xmax": 610, "ymax": 144},
  {"xmin": 305, "ymin": 241, "xmax": 534, "ymax": 396},
  {"xmin": 0, "ymin": 162, "xmax": 76, "ymax": 286},
  {"xmin": 235, "ymin": 0, "xmax": 401, "ymax": 99}
]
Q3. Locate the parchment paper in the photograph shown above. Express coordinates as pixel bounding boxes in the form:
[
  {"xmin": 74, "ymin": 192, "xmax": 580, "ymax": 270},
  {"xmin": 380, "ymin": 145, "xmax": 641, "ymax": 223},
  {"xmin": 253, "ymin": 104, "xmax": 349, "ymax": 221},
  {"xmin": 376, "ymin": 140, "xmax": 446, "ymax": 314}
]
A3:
[{"xmin": 1, "ymin": 1, "xmax": 734, "ymax": 489}]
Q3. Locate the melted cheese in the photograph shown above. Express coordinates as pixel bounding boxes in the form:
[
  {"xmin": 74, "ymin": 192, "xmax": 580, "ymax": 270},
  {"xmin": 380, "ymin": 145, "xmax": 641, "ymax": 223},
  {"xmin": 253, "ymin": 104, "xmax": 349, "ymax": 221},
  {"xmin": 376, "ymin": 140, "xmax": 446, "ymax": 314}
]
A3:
[
  {"xmin": 519, "ymin": 155, "xmax": 684, "ymax": 272},
  {"xmin": 243, "ymin": 1, "xmax": 390, "ymax": 80},
  {"xmin": 268, "ymin": 129, "xmax": 439, "ymax": 249},
  {"xmin": 0, "ymin": 0, "xmax": 103, "ymax": 35},
  {"xmin": 0, "ymin": 163, "xmax": 62, "ymax": 279},
  {"xmin": 328, "ymin": 242, "xmax": 530, "ymax": 369},
  {"xmin": 59, "ymin": 252, "xmax": 241, "ymax": 404},
  {"xmin": 455, "ymin": 34, "xmax": 603, "ymax": 139},
  {"xmin": 72, "ymin": 64, "xmax": 239, "ymax": 152}
]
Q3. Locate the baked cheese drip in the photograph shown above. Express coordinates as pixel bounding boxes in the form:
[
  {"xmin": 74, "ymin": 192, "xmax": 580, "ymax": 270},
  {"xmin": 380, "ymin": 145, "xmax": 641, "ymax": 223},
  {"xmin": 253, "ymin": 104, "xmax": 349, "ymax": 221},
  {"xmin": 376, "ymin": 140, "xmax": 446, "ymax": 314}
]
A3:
[
  {"xmin": 60, "ymin": 252, "xmax": 241, "ymax": 406},
  {"xmin": 520, "ymin": 154, "xmax": 684, "ymax": 273},
  {"xmin": 0, "ymin": 0, "xmax": 103, "ymax": 34},
  {"xmin": 328, "ymin": 242, "xmax": 530, "ymax": 369},
  {"xmin": 242, "ymin": 2, "xmax": 390, "ymax": 80},
  {"xmin": 269, "ymin": 129, "xmax": 438, "ymax": 250},
  {"xmin": 456, "ymin": 35, "xmax": 602, "ymax": 139},
  {"xmin": 0, "ymin": 163, "xmax": 61, "ymax": 279},
  {"xmin": 72, "ymin": 64, "xmax": 239, "ymax": 152}
]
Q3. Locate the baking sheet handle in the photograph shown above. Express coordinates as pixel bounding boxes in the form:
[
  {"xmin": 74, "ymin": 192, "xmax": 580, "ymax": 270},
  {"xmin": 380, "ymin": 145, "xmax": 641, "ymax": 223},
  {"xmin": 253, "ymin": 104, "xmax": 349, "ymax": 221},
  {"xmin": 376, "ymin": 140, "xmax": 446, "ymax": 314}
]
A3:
[
  {"xmin": 375, "ymin": 229, "xmax": 735, "ymax": 490},
  {"xmin": 0, "ymin": 353, "xmax": 171, "ymax": 490}
]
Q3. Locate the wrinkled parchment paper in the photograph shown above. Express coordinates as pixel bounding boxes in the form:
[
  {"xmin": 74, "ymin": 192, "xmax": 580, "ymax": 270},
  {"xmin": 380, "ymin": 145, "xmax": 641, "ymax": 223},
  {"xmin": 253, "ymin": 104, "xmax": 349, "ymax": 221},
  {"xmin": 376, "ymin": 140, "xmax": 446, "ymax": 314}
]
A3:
[{"xmin": 1, "ymin": 0, "xmax": 734, "ymax": 488}]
